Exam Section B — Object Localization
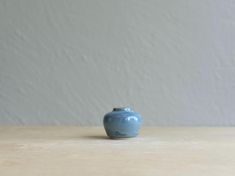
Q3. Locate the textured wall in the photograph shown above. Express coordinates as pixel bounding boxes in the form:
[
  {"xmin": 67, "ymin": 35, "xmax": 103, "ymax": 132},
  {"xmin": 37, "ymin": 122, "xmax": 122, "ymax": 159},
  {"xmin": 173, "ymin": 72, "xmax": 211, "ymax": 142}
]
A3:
[{"xmin": 0, "ymin": 0, "xmax": 235, "ymax": 125}]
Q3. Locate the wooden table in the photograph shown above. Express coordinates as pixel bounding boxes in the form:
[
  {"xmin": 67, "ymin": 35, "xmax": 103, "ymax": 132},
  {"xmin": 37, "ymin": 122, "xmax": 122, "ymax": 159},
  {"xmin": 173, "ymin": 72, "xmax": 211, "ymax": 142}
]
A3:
[{"xmin": 0, "ymin": 127, "xmax": 234, "ymax": 176}]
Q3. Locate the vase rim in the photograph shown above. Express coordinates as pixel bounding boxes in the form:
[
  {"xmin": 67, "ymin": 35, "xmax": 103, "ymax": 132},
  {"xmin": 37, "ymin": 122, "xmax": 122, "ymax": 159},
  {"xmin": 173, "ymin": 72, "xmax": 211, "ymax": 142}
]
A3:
[{"xmin": 113, "ymin": 107, "xmax": 132, "ymax": 112}]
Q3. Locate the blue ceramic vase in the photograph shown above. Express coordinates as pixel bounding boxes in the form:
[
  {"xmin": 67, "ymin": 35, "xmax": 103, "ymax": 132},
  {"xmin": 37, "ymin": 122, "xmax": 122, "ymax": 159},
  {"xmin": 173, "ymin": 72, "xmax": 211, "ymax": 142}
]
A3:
[{"xmin": 103, "ymin": 107, "xmax": 142, "ymax": 139}]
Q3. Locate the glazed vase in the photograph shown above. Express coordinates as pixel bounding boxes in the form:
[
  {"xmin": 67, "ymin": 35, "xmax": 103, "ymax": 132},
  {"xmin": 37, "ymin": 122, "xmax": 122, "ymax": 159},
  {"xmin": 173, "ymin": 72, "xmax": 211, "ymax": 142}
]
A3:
[{"xmin": 103, "ymin": 107, "xmax": 142, "ymax": 139}]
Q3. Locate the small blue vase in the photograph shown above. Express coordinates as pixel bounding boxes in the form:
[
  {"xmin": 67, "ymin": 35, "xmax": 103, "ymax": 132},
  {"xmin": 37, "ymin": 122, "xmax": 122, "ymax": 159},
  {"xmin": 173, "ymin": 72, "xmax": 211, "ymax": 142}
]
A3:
[{"xmin": 103, "ymin": 107, "xmax": 142, "ymax": 139}]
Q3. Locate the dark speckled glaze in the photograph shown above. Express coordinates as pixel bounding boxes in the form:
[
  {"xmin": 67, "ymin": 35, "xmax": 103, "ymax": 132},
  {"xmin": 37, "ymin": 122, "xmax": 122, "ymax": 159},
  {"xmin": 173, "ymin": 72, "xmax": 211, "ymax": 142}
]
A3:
[{"xmin": 103, "ymin": 107, "xmax": 142, "ymax": 139}]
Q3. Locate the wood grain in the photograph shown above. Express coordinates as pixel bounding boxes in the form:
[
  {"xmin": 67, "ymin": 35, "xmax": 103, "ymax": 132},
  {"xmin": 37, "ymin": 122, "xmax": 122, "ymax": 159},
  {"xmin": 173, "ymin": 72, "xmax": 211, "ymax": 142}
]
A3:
[{"xmin": 0, "ymin": 127, "xmax": 234, "ymax": 176}]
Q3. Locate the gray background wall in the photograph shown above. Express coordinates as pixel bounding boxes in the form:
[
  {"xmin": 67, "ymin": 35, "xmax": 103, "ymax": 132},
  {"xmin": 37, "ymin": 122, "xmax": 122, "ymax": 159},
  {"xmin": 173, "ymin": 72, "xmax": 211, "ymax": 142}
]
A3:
[{"xmin": 0, "ymin": 0, "xmax": 235, "ymax": 126}]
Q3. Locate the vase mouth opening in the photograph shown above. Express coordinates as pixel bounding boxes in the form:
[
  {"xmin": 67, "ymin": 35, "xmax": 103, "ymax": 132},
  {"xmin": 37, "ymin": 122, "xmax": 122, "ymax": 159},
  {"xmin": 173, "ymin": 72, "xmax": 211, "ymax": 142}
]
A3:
[{"xmin": 113, "ymin": 107, "xmax": 132, "ymax": 112}]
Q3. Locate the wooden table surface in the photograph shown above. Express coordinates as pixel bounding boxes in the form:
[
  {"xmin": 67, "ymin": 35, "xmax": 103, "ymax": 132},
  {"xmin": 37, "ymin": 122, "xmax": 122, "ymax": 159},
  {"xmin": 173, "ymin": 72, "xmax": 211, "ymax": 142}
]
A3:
[{"xmin": 0, "ymin": 127, "xmax": 234, "ymax": 176}]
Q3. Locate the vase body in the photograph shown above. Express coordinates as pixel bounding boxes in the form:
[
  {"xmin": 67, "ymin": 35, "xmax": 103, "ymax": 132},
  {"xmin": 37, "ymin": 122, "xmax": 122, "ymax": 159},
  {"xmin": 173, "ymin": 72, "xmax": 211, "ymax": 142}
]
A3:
[{"xmin": 103, "ymin": 107, "xmax": 142, "ymax": 138}]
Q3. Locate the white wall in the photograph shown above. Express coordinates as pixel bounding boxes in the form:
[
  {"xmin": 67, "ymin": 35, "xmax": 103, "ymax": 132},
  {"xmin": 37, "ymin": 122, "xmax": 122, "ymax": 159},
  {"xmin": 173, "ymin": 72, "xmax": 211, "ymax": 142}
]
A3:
[{"xmin": 0, "ymin": 0, "xmax": 235, "ymax": 125}]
